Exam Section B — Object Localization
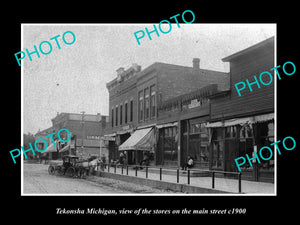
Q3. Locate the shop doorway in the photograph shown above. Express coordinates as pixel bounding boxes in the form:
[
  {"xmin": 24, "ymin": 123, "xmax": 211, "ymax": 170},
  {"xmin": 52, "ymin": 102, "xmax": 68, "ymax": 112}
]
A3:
[{"xmin": 225, "ymin": 139, "xmax": 238, "ymax": 173}]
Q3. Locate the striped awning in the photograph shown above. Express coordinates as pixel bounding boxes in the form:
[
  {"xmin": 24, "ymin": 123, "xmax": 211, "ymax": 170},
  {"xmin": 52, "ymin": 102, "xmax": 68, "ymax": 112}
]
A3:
[
  {"xmin": 119, "ymin": 127, "xmax": 155, "ymax": 151},
  {"xmin": 42, "ymin": 141, "xmax": 57, "ymax": 154},
  {"xmin": 59, "ymin": 143, "xmax": 70, "ymax": 153}
]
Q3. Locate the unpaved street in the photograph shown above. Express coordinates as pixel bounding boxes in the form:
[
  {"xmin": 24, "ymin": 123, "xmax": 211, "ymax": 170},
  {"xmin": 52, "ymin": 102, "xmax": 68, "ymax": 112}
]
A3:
[{"xmin": 23, "ymin": 163, "xmax": 174, "ymax": 194}]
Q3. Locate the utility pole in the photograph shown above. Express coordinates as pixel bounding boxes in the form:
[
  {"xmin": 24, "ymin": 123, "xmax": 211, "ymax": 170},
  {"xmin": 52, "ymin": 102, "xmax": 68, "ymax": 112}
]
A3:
[{"xmin": 80, "ymin": 111, "xmax": 85, "ymax": 159}]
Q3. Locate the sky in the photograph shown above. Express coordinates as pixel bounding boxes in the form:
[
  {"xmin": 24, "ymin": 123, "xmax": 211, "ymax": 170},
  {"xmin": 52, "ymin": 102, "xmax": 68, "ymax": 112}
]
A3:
[{"xmin": 22, "ymin": 23, "xmax": 276, "ymax": 134}]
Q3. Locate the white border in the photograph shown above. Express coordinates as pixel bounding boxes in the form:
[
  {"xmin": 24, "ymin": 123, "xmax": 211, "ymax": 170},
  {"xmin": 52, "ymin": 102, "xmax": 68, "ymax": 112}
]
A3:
[{"xmin": 21, "ymin": 23, "xmax": 277, "ymax": 196}]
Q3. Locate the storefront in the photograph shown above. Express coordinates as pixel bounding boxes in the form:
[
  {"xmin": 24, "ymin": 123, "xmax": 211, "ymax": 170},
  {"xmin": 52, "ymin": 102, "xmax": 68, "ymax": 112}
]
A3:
[
  {"xmin": 181, "ymin": 117, "xmax": 210, "ymax": 169},
  {"xmin": 156, "ymin": 122, "xmax": 178, "ymax": 167},
  {"xmin": 42, "ymin": 140, "xmax": 59, "ymax": 160},
  {"xmin": 207, "ymin": 113, "xmax": 274, "ymax": 182},
  {"xmin": 118, "ymin": 127, "xmax": 156, "ymax": 165}
]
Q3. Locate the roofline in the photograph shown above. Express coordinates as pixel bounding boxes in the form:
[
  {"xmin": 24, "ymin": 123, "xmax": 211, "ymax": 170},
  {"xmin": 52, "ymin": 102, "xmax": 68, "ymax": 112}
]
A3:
[
  {"xmin": 207, "ymin": 89, "xmax": 231, "ymax": 99},
  {"xmin": 51, "ymin": 112, "xmax": 107, "ymax": 122},
  {"xmin": 106, "ymin": 61, "xmax": 229, "ymax": 89},
  {"xmin": 222, "ymin": 36, "xmax": 275, "ymax": 62}
]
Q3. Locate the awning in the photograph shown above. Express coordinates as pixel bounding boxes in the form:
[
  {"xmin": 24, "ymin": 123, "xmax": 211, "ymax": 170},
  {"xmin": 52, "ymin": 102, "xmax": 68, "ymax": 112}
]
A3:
[
  {"xmin": 253, "ymin": 113, "xmax": 274, "ymax": 123},
  {"xmin": 42, "ymin": 141, "xmax": 57, "ymax": 154},
  {"xmin": 119, "ymin": 127, "xmax": 155, "ymax": 151},
  {"xmin": 206, "ymin": 113, "xmax": 274, "ymax": 128},
  {"xmin": 156, "ymin": 122, "xmax": 178, "ymax": 129},
  {"xmin": 59, "ymin": 143, "xmax": 70, "ymax": 153},
  {"xmin": 117, "ymin": 129, "xmax": 133, "ymax": 135}
]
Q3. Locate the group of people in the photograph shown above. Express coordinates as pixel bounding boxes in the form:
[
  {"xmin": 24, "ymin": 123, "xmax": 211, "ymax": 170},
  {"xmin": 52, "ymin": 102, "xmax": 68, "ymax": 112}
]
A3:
[
  {"xmin": 118, "ymin": 151, "xmax": 150, "ymax": 167},
  {"xmin": 99, "ymin": 152, "xmax": 194, "ymax": 171}
]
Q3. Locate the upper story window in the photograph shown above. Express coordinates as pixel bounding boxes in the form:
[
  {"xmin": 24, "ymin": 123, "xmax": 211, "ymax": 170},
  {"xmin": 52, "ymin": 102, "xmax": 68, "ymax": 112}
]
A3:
[
  {"xmin": 130, "ymin": 99, "xmax": 133, "ymax": 122},
  {"xmin": 111, "ymin": 108, "xmax": 114, "ymax": 127},
  {"xmin": 120, "ymin": 104, "xmax": 123, "ymax": 125},
  {"xmin": 138, "ymin": 91, "xmax": 144, "ymax": 122},
  {"xmin": 115, "ymin": 106, "xmax": 118, "ymax": 126},
  {"xmin": 144, "ymin": 88, "xmax": 150, "ymax": 120},
  {"xmin": 150, "ymin": 85, "xmax": 156, "ymax": 118},
  {"xmin": 125, "ymin": 102, "xmax": 128, "ymax": 124}
]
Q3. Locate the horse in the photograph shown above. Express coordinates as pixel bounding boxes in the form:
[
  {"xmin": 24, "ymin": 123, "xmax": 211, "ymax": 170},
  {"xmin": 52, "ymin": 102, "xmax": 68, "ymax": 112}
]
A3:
[{"xmin": 76, "ymin": 158, "xmax": 101, "ymax": 178}]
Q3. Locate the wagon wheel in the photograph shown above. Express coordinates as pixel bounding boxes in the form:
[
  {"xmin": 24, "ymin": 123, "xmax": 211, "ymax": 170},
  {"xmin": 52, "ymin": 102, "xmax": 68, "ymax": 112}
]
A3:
[
  {"xmin": 48, "ymin": 165, "xmax": 55, "ymax": 175},
  {"xmin": 65, "ymin": 167, "xmax": 75, "ymax": 178}
]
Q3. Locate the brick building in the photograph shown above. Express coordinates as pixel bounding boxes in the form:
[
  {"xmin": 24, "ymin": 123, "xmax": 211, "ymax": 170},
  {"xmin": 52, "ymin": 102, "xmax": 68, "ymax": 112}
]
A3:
[
  {"xmin": 103, "ymin": 59, "xmax": 228, "ymax": 165},
  {"xmin": 50, "ymin": 112, "xmax": 108, "ymax": 158}
]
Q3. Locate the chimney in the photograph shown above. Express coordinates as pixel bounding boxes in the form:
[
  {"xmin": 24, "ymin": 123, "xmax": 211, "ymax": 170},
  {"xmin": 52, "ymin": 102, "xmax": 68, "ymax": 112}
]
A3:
[
  {"xmin": 116, "ymin": 67, "xmax": 125, "ymax": 82},
  {"xmin": 132, "ymin": 63, "xmax": 141, "ymax": 72},
  {"xmin": 193, "ymin": 58, "xmax": 200, "ymax": 70},
  {"xmin": 116, "ymin": 67, "xmax": 125, "ymax": 76}
]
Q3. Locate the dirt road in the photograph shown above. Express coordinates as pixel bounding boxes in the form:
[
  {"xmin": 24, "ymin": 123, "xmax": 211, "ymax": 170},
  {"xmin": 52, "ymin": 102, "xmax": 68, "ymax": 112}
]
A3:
[{"xmin": 23, "ymin": 163, "xmax": 174, "ymax": 194}]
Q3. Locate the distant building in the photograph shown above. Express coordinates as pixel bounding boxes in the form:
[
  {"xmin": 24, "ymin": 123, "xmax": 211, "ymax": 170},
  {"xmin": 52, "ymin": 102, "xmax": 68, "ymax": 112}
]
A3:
[
  {"xmin": 34, "ymin": 126, "xmax": 58, "ymax": 160},
  {"xmin": 51, "ymin": 112, "xmax": 108, "ymax": 158}
]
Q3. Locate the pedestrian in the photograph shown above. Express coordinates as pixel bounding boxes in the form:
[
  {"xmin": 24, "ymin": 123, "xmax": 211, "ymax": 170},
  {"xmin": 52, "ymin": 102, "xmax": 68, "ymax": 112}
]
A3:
[
  {"xmin": 182, "ymin": 155, "xmax": 194, "ymax": 170},
  {"xmin": 122, "ymin": 151, "xmax": 127, "ymax": 166},
  {"xmin": 140, "ymin": 152, "xmax": 150, "ymax": 167},
  {"xmin": 119, "ymin": 152, "xmax": 125, "ymax": 165}
]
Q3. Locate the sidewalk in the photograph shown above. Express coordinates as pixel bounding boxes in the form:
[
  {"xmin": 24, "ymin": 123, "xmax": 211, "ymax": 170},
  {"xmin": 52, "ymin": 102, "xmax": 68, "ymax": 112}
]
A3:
[{"xmin": 98, "ymin": 166, "xmax": 275, "ymax": 194}]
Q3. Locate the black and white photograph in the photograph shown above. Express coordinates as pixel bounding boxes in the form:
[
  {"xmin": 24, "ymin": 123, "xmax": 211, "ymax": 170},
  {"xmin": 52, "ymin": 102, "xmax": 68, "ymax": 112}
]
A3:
[
  {"xmin": 4, "ymin": 5, "xmax": 298, "ymax": 220},
  {"xmin": 21, "ymin": 23, "xmax": 276, "ymax": 195}
]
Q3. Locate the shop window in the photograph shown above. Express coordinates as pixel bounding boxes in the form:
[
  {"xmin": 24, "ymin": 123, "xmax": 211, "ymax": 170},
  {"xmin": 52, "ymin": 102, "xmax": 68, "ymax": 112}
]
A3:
[
  {"xmin": 258, "ymin": 121, "xmax": 274, "ymax": 171},
  {"xmin": 165, "ymin": 128, "xmax": 169, "ymax": 137},
  {"xmin": 239, "ymin": 124, "xmax": 253, "ymax": 138},
  {"xmin": 163, "ymin": 127, "xmax": 178, "ymax": 161},
  {"xmin": 212, "ymin": 140, "xmax": 224, "ymax": 169},
  {"xmin": 212, "ymin": 127, "xmax": 224, "ymax": 169},
  {"xmin": 214, "ymin": 127, "xmax": 224, "ymax": 140},
  {"xmin": 188, "ymin": 123, "xmax": 209, "ymax": 168},
  {"xmin": 225, "ymin": 126, "xmax": 237, "ymax": 138},
  {"xmin": 190, "ymin": 123, "xmax": 207, "ymax": 134},
  {"xmin": 238, "ymin": 124, "xmax": 254, "ymax": 171}
]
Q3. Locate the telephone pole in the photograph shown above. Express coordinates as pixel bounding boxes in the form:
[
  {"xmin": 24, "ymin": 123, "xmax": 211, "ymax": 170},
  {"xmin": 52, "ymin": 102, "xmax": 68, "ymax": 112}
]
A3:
[{"xmin": 80, "ymin": 111, "xmax": 85, "ymax": 158}]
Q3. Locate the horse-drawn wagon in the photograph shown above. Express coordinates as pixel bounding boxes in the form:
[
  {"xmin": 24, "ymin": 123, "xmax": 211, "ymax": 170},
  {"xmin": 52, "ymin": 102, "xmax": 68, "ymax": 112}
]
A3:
[{"xmin": 48, "ymin": 155, "xmax": 99, "ymax": 178}]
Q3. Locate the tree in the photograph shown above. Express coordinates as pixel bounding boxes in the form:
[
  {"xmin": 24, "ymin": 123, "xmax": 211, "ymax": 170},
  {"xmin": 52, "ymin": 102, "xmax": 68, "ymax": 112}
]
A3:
[{"xmin": 23, "ymin": 132, "xmax": 36, "ymax": 159}]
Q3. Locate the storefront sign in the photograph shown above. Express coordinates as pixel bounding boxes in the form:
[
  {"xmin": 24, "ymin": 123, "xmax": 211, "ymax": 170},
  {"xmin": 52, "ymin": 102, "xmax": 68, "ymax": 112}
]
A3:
[
  {"xmin": 122, "ymin": 125, "xmax": 130, "ymax": 130},
  {"xmin": 234, "ymin": 136, "xmax": 296, "ymax": 172},
  {"xmin": 188, "ymin": 99, "xmax": 201, "ymax": 109}
]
